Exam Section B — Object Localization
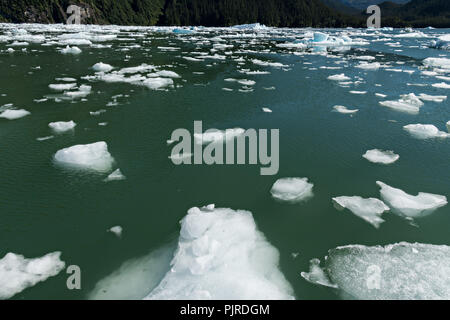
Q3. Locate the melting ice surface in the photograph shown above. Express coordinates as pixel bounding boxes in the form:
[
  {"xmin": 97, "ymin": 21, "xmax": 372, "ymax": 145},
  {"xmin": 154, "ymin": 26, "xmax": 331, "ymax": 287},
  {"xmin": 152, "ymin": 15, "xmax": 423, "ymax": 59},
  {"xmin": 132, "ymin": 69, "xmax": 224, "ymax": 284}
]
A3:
[
  {"xmin": 332, "ymin": 196, "xmax": 389, "ymax": 228},
  {"xmin": 144, "ymin": 205, "xmax": 294, "ymax": 300},
  {"xmin": 303, "ymin": 243, "xmax": 450, "ymax": 300},
  {"xmin": 270, "ymin": 178, "xmax": 314, "ymax": 203}
]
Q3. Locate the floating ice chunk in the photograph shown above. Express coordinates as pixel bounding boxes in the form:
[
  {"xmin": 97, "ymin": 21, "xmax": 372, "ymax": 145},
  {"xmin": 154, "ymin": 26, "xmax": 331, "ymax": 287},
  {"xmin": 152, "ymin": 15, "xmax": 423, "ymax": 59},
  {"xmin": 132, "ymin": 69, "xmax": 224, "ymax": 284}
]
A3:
[
  {"xmin": 363, "ymin": 149, "xmax": 399, "ymax": 165},
  {"xmin": 0, "ymin": 109, "xmax": 30, "ymax": 120},
  {"xmin": 301, "ymin": 259, "xmax": 338, "ymax": 288},
  {"xmin": 355, "ymin": 62, "xmax": 380, "ymax": 70},
  {"xmin": 118, "ymin": 64, "xmax": 155, "ymax": 74},
  {"xmin": 0, "ymin": 252, "xmax": 65, "ymax": 300},
  {"xmin": 262, "ymin": 107, "xmax": 272, "ymax": 113},
  {"xmin": 37, "ymin": 135, "xmax": 54, "ymax": 141},
  {"xmin": 48, "ymin": 121, "xmax": 76, "ymax": 134},
  {"xmin": 375, "ymin": 93, "xmax": 387, "ymax": 98},
  {"xmin": 142, "ymin": 78, "xmax": 173, "ymax": 90},
  {"xmin": 307, "ymin": 242, "xmax": 450, "ymax": 299},
  {"xmin": 418, "ymin": 94, "xmax": 447, "ymax": 103},
  {"xmin": 89, "ymin": 243, "xmax": 175, "ymax": 300},
  {"xmin": 350, "ymin": 91, "xmax": 367, "ymax": 95},
  {"xmin": 432, "ymin": 82, "xmax": 450, "ymax": 89},
  {"xmin": 447, "ymin": 120, "xmax": 450, "ymax": 133},
  {"xmin": 60, "ymin": 46, "xmax": 81, "ymax": 54},
  {"xmin": 104, "ymin": 169, "xmax": 126, "ymax": 182},
  {"xmin": 194, "ymin": 128, "xmax": 244, "ymax": 145},
  {"xmin": 403, "ymin": 124, "xmax": 449, "ymax": 139},
  {"xmin": 108, "ymin": 226, "xmax": 123, "ymax": 238},
  {"xmin": 49, "ymin": 83, "xmax": 77, "ymax": 91},
  {"xmin": 332, "ymin": 196, "xmax": 389, "ymax": 228},
  {"xmin": 252, "ymin": 59, "xmax": 287, "ymax": 68},
  {"xmin": 238, "ymin": 79, "xmax": 255, "ymax": 86},
  {"xmin": 156, "ymin": 70, "xmax": 180, "ymax": 78},
  {"xmin": 54, "ymin": 141, "xmax": 115, "ymax": 172},
  {"xmin": 232, "ymin": 23, "xmax": 267, "ymax": 30},
  {"xmin": 64, "ymin": 85, "xmax": 91, "ymax": 98},
  {"xmin": 92, "ymin": 62, "xmax": 113, "ymax": 72},
  {"xmin": 377, "ymin": 181, "xmax": 447, "ymax": 219},
  {"xmin": 379, "ymin": 93, "xmax": 424, "ymax": 114},
  {"xmin": 173, "ymin": 28, "xmax": 194, "ymax": 34},
  {"xmin": 423, "ymin": 57, "xmax": 450, "ymax": 70},
  {"xmin": 333, "ymin": 105, "xmax": 358, "ymax": 114},
  {"xmin": 145, "ymin": 205, "xmax": 294, "ymax": 300},
  {"xmin": 313, "ymin": 32, "xmax": 329, "ymax": 43},
  {"xmin": 270, "ymin": 177, "xmax": 314, "ymax": 203},
  {"xmin": 328, "ymin": 74, "xmax": 350, "ymax": 81}
]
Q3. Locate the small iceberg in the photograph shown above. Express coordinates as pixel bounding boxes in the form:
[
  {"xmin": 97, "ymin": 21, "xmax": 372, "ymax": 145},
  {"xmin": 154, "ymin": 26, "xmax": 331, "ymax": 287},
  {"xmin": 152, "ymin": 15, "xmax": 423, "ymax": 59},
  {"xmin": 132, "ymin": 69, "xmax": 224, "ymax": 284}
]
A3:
[
  {"xmin": 54, "ymin": 141, "xmax": 115, "ymax": 172},
  {"xmin": 231, "ymin": 23, "xmax": 267, "ymax": 30},
  {"xmin": 0, "ymin": 109, "xmax": 30, "ymax": 120},
  {"xmin": 0, "ymin": 252, "xmax": 65, "ymax": 300},
  {"xmin": 328, "ymin": 74, "xmax": 350, "ymax": 81},
  {"xmin": 379, "ymin": 93, "xmax": 424, "ymax": 114},
  {"xmin": 104, "ymin": 169, "xmax": 126, "ymax": 182},
  {"xmin": 377, "ymin": 181, "xmax": 447, "ymax": 219},
  {"xmin": 333, "ymin": 105, "xmax": 358, "ymax": 114},
  {"xmin": 332, "ymin": 196, "xmax": 389, "ymax": 228},
  {"xmin": 363, "ymin": 149, "xmax": 399, "ymax": 165},
  {"xmin": 60, "ymin": 46, "xmax": 81, "ymax": 54},
  {"xmin": 92, "ymin": 62, "xmax": 113, "ymax": 72},
  {"xmin": 49, "ymin": 83, "xmax": 77, "ymax": 91},
  {"xmin": 403, "ymin": 124, "xmax": 449, "ymax": 139},
  {"xmin": 301, "ymin": 259, "xmax": 337, "ymax": 288},
  {"xmin": 270, "ymin": 177, "xmax": 314, "ymax": 203},
  {"xmin": 107, "ymin": 226, "xmax": 123, "ymax": 238}
]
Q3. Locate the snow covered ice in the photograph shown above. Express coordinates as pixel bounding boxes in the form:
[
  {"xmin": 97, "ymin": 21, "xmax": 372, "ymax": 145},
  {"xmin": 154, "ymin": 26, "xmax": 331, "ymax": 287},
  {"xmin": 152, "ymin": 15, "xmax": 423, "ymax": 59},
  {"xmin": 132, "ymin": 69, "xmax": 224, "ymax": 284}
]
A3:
[
  {"xmin": 0, "ymin": 109, "xmax": 30, "ymax": 120},
  {"xmin": 377, "ymin": 181, "xmax": 447, "ymax": 220},
  {"xmin": 54, "ymin": 141, "xmax": 115, "ymax": 172},
  {"xmin": 145, "ymin": 205, "xmax": 294, "ymax": 300},
  {"xmin": 403, "ymin": 124, "xmax": 449, "ymax": 139},
  {"xmin": 379, "ymin": 93, "xmax": 424, "ymax": 114},
  {"xmin": 0, "ymin": 252, "xmax": 65, "ymax": 299},
  {"xmin": 270, "ymin": 178, "xmax": 314, "ymax": 203},
  {"xmin": 332, "ymin": 196, "xmax": 390, "ymax": 228}
]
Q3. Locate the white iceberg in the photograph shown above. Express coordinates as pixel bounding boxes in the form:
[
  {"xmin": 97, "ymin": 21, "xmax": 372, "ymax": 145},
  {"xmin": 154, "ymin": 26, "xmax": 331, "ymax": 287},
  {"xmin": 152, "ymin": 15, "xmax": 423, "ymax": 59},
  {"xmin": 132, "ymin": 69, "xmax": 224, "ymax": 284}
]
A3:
[
  {"xmin": 418, "ymin": 94, "xmax": 447, "ymax": 103},
  {"xmin": 60, "ymin": 46, "xmax": 81, "ymax": 54},
  {"xmin": 328, "ymin": 74, "xmax": 350, "ymax": 81},
  {"xmin": 142, "ymin": 78, "xmax": 173, "ymax": 90},
  {"xmin": 270, "ymin": 177, "xmax": 314, "ymax": 203},
  {"xmin": 403, "ymin": 124, "xmax": 449, "ymax": 139},
  {"xmin": 300, "ymin": 259, "xmax": 337, "ymax": 288},
  {"xmin": 304, "ymin": 242, "xmax": 450, "ymax": 300},
  {"xmin": 377, "ymin": 181, "xmax": 447, "ymax": 219},
  {"xmin": 145, "ymin": 205, "xmax": 294, "ymax": 300},
  {"xmin": 49, "ymin": 83, "xmax": 77, "ymax": 91},
  {"xmin": 379, "ymin": 93, "xmax": 424, "ymax": 114},
  {"xmin": 363, "ymin": 149, "xmax": 399, "ymax": 165},
  {"xmin": 54, "ymin": 141, "xmax": 115, "ymax": 172},
  {"xmin": 0, "ymin": 252, "xmax": 65, "ymax": 300},
  {"xmin": 332, "ymin": 196, "xmax": 389, "ymax": 228},
  {"xmin": 48, "ymin": 121, "xmax": 76, "ymax": 133},
  {"xmin": 423, "ymin": 57, "xmax": 450, "ymax": 70},
  {"xmin": 108, "ymin": 226, "xmax": 123, "ymax": 238},
  {"xmin": 0, "ymin": 109, "xmax": 30, "ymax": 120}
]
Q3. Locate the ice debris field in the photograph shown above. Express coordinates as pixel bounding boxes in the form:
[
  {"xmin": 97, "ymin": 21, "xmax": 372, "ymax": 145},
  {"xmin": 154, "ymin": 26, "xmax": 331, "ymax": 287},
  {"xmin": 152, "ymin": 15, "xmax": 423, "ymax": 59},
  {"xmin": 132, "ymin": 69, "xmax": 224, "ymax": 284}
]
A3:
[{"xmin": 0, "ymin": 23, "xmax": 449, "ymax": 300}]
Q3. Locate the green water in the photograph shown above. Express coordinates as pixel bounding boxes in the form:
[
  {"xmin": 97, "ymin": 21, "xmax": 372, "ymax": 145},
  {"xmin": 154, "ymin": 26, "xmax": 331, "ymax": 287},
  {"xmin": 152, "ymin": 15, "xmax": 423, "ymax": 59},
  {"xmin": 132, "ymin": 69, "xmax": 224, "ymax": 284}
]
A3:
[{"xmin": 0, "ymin": 24, "xmax": 449, "ymax": 300}]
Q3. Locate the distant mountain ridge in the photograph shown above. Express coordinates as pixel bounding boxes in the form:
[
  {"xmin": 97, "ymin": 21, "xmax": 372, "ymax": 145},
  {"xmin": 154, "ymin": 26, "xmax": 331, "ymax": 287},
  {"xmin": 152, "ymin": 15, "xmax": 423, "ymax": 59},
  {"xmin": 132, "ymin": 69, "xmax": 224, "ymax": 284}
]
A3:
[{"xmin": 340, "ymin": 0, "xmax": 410, "ymax": 10}]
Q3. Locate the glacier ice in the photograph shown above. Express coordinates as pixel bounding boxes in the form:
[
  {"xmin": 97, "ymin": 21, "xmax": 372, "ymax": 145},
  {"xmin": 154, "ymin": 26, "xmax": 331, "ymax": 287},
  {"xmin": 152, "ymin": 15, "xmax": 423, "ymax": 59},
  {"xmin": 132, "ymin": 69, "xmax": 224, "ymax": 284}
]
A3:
[
  {"xmin": 0, "ymin": 252, "xmax": 65, "ymax": 300},
  {"xmin": 418, "ymin": 94, "xmax": 447, "ymax": 103},
  {"xmin": 377, "ymin": 181, "xmax": 447, "ymax": 219},
  {"xmin": 54, "ymin": 141, "xmax": 115, "ymax": 172},
  {"xmin": 379, "ymin": 93, "xmax": 424, "ymax": 114},
  {"xmin": 328, "ymin": 74, "xmax": 350, "ymax": 81},
  {"xmin": 0, "ymin": 109, "xmax": 30, "ymax": 120},
  {"xmin": 48, "ymin": 121, "xmax": 76, "ymax": 133},
  {"xmin": 403, "ymin": 124, "xmax": 449, "ymax": 139},
  {"xmin": 363, "ymin": 149, "xmax": 399, "ymax": 165},
  {"xmin": 108, "ymin": 226, "xmax": 123, "ymax": 238},
  {"xmin": 270, "ymin": 177, "xmax": 314, "ymax": 203},
  {"xmin": 145, "ymin": 205, "xmax": 294, "ymax": 300},
  {"xmin": 303, "ymin": 242, "xmax": 450, "ymax": 300},
  {"xmin": 49, "ymin": 83, "xmax": 77, "ymax": 91},
  {"xmin": 60, "ymin": 46, "xmax": 81, "ymax": 54},
  {"xmin": 333, "ymin": 105, "xmax": 358, "ymax": 114},
  {"xmin": 332, "ymin": 196, "xmax": 389, "ymax": 228},
  {"xmin": 92, "ymin": 62, "xmax": 113, "ymax": 72}
]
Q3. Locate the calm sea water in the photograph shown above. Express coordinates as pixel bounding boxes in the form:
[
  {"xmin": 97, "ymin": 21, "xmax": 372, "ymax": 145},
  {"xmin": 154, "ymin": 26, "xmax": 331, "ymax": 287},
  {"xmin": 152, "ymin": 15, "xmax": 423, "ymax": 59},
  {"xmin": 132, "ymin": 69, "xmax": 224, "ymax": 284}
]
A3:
[{"xmin": 0, "ymin": 24, "xmax": 449, "ymax": 299}]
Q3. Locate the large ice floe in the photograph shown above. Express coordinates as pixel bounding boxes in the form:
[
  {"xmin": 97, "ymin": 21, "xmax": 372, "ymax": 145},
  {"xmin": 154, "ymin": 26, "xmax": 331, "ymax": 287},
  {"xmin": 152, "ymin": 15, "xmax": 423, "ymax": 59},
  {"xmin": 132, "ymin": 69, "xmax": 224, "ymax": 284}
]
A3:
[
  {"xmin": 143, "ymin": 205, "xmax": 294, "ymax": 300},
  {"xmin": 0, "ymin": 252, "xmax": 65, "ymax": 300},
  {"xmin": 332, "ymin": 196, "xmax": 390, "ymax": 228},
  {"xmin": 430, "ymin": 34, "xmax": 450, "ymax": 50},
  {"xmin": 54, "ymin": 141, "xmax": 115, "ymax": 172},
  {"xmin": 377, "ymin": 181, "xmax": 447, "ymax": 220},
  {"xmin": 270, "ymin": 177, "xmax": 314, "ymax": 203},
  {"xmin": 362, "ymin": 149, "xmax": 399, "ymax": 165},
  {"xmin": 379, "ymin": 93, "xmax": 424, "ymax": 114},
  {"xmin": 403, "ymin": 124, "xmax": 449, "ymax": 139},
  {"xmin": 302, "ymin": 242, "xmax": 450, "ymax": 299}
]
